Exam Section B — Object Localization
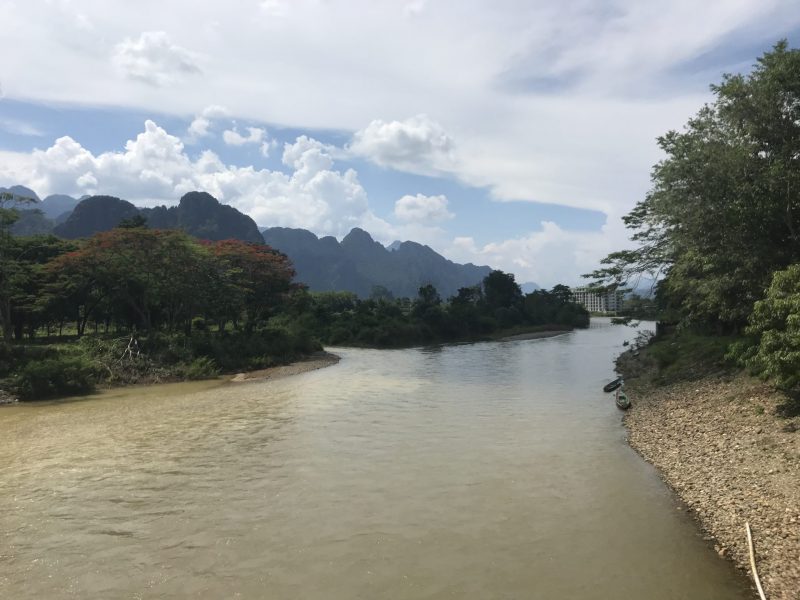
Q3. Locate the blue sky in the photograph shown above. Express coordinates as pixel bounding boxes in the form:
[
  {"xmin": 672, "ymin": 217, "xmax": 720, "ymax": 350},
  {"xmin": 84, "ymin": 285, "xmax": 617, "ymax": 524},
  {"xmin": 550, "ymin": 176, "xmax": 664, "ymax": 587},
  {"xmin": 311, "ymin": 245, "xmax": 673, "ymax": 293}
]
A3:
[{"xmin": 1, "ymin": 1, "xmax": 798, "ymax": 286}]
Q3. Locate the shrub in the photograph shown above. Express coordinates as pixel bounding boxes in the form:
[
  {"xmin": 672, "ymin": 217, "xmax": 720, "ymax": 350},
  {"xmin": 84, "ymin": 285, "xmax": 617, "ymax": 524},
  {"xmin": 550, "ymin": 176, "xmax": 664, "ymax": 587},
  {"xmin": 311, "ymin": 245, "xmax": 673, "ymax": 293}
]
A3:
[
  {"xmin": 14, "ymin": 356, "xmax": 96, "ymax": 400},
  {"xmin": 734, "ymin": 264, "xmax": 800, "ymax": 415},
  {"xmin": 180, "ymin": 356, "xmax": 220, "ymax": 380}
]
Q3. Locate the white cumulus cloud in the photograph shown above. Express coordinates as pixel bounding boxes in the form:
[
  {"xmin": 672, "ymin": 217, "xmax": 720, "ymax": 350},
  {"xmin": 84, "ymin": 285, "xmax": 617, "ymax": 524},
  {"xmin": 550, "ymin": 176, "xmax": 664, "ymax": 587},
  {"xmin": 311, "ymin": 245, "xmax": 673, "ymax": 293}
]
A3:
[
  {"xmin": 186, "ymin": 105, "xmax": 230, "ymax": 142},
  {"xmin": 394, "ymin": 194, "xmax": 453, "ymax": 223},
  {"xmin": 113, "ymin": 31, "xmax": 201, "ymax": 86},
  {"xmin": 3, "ymin": 1, "xmax": 797, "ymax": 224},
  {"xmin": 349, "ymin": 114, "xmax": 456, "ymax": 176},
  {"xmin": 0, "ymin": 120, "xmax": 391, "ymax": 239},
  {"xmin": 222, "ymin": 126, "xmax": 266, "ymax": 146}
]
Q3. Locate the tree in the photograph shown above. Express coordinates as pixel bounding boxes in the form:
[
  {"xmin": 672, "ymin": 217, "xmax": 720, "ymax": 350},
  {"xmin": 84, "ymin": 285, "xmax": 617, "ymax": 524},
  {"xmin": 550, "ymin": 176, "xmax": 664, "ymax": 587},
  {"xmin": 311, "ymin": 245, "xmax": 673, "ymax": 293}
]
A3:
[
  {"xmin": 738, "ymin": 264, "xmax": 800, "ymax": 405},
  {"xmin": 587, "ymin": 41, "xmax": 800, "ymax": 331},
  {"xmin": 550, "ymin": 284, "xmax": 572, "ymax": 305},
  {"xmin": 369, "ymin": 285, "xmax": 394, "ymax": 301},
  {"xmin": 416, "ymin": 284, "xmax": 441, "ymax": 307},
  {"xmin": 117, "ymin": 214, "xmax": 148, "ymax": 229},
  {"xmin": 482, "ymin": 270, "xmax": 522, "ymax": 310},
  {"xmin": 207, "ymin": 240, "xmax": 295, "ymax": 331},
  {"xmin": 9, "ymin": 236, "xmax": 76, "ymax": 339},
  {"xmin": 0, "ymin": 191, "xmax": 36, "ymax": 340},
  {"xmin": 47, "ymin": 229, "xmax": 210, "ymax": 333}
]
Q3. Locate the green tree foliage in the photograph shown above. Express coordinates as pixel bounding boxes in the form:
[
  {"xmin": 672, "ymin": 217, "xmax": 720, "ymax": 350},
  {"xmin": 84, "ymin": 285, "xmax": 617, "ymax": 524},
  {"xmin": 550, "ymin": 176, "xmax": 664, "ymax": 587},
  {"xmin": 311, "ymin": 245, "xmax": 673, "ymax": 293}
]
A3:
[
  {"xmin": 0, "ymin": 226, "xmax": 304, "ymax": 398},
  {"xmin": 587, "ymin": 41, "xmax": 800, "ymax": 331},
  {"xmin": 45, "ymin": 229, "xmax": 295, "ymax": 335},
  {"xmin": 302, "ymin": 270, "xmax": 588, "ymax": 347},
  {"xmin": 619, "ymin": 294, "xmax": 658, "ymax": 320},
  {"xmin": 117, "ymin": 214, "xmax": 148, "ymax": 229},
  {"xmin": 736, "ymin": 265, "xmax": 800, "ymax": 402},
  {"xmin": 1, "ymin": 191, "xmax": 38, "ymax": 341},
  {"xmin": 483, "ymin": 270, "xmax": 523, "ymax": 310},
  {"xmin": 369, "ymin": 285, "xmax": 394, "ymax": 301},
  {"xmin": 524, "ymin": 287, "xmax": 590, "ymax": 328},
  {"xmin": 14, "ymin": 356, "xmax": 96, "ymax": 400}
]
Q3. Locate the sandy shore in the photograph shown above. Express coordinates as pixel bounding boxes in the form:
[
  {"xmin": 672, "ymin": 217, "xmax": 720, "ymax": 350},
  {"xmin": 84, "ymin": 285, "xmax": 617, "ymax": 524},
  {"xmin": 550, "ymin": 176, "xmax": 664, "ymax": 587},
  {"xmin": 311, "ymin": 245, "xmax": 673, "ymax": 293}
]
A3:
[
  {"xmin": 229, "ymin": 351, "xmax": 340, "ymax": 383},
  {"xmin": 499, "ymin": 330, "xmax": 570, "ymax": 342},
  {"xmin": 622, "ymin": 373, "xmax": 800, "ymax": 600}
]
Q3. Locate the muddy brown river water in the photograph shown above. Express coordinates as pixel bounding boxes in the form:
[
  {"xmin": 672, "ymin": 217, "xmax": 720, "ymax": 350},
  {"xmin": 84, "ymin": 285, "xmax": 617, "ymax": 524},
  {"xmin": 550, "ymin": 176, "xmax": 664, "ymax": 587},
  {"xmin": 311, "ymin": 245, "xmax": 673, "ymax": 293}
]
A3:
[{"xmin": 0, "ymin": 319, "xmax": 754, "ymax": 598}]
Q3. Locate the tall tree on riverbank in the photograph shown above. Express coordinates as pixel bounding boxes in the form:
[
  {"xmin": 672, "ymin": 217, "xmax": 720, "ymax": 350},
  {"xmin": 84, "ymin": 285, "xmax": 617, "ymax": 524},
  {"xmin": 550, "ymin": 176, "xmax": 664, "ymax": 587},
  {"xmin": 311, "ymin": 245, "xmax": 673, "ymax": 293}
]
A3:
[
  {"xmin": 44, "ymin": 229, "xmax": 296, "ymax": 335},
  {"xmin": 0, "ymin": 192, "xmax": 37, "ymax": 341},
  {"xmin": 587, "ymin": 41, "xmax": 800, "ymax": 331}
]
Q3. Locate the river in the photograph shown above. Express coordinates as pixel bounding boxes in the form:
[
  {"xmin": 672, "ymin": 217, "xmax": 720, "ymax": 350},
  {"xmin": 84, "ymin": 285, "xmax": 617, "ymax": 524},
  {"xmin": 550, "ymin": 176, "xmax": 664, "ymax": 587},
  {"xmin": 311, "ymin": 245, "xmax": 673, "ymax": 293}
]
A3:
[{"xmin": 0, "ymin": 319, "xmax": 753, "ymax": 598}]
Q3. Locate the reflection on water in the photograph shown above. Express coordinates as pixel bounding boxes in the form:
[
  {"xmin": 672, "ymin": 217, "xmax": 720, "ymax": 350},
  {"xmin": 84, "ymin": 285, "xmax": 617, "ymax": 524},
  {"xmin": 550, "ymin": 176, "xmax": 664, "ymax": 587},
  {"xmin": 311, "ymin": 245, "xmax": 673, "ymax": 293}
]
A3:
[{"xmin": 0, "ymin": 319, "xmax": 752, "ymax": 599}]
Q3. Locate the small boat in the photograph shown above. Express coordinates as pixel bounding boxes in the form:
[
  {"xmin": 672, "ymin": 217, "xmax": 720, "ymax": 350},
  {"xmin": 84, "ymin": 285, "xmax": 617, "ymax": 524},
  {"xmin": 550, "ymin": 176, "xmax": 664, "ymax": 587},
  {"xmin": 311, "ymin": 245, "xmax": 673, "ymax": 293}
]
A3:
[
  {"xmin": 603, "ymin": 377, "xmax": 623, "ymax": 393},
  {"xmin": 615, "ymin": 388, "xmax": 631, "ymax": 410}
]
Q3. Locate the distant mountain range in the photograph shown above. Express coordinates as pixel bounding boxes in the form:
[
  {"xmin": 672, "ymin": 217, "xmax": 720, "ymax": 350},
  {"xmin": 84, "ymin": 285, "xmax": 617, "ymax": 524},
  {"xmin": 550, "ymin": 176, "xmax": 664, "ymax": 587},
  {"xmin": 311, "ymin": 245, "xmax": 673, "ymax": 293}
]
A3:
[
  {"xmin": 1, "ymin": 185, "xmax": 82, "ymax": 234},
  {"xmin": 519, "ymin": 281, "xmax": 541, "ymax": 294},
  {"xmin": 0, "ymin": 188, "xmax": 262, "ymax": 243},
  {"xmin": 2, "ymin": 185, "xmax": 497, "ymax": 298},
  {"xmin": 262, "ymin": 227, "xmax": 493, "ymax": 298},
  {"xmin": 52, "ymin": 192, "xmax": 264, "ymax": 243}
]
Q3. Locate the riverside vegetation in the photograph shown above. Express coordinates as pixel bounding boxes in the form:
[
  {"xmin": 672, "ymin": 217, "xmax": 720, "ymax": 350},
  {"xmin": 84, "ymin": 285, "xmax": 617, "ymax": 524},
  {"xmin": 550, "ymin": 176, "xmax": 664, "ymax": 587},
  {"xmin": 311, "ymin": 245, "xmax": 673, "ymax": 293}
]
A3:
[
  {"xmin": 0, "ymin": 202, "xmax": 588, "ymax": 400},
  {"xmin": 588, "ymin": 40, "xmax": 800, "ymax": 416},
  {"xmin": 588, "ymin": 41, "xmax": 800, "ymax": 599}
]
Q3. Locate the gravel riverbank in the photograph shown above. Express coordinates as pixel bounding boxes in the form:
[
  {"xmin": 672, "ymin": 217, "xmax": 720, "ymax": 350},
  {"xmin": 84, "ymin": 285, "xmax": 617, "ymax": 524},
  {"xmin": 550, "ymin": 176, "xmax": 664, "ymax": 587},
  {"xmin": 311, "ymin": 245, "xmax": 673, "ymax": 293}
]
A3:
[{"xmin": 622, "ymin": 372, "xmax": 800, "ymax": 600}]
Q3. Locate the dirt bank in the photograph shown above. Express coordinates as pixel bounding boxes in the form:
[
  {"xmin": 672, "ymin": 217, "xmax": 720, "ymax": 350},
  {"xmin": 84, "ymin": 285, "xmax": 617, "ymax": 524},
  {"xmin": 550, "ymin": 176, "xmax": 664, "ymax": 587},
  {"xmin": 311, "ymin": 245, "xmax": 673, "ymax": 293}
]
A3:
[
  {"xmin": 622, "ymin": 372, "xmax": 800, "ymax": 599},
  {"xmin": 230, "ymin": 351, "xmax": 340, "ymax": 383}
]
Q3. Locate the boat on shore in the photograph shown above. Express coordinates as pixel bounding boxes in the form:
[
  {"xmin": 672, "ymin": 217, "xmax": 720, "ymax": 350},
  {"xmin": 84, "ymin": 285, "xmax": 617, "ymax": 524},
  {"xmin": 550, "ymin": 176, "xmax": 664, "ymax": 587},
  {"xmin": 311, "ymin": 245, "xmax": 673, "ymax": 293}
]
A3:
[
  {"xmin": 603, "ymin": 377, "xmax": 623, "ymax": 393},
  {"xmin": 615, "ymin": 388, "xmax": 631, "ymax": 410}
]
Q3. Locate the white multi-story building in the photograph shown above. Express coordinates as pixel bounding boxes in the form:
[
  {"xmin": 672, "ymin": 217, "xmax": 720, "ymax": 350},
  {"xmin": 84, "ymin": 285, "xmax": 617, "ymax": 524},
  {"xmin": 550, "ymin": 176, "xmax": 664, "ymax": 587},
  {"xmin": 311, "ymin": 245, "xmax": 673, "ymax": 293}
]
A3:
[{"xmin": 570, "ymin": 286, "xmax": 625, "ymax": 314}]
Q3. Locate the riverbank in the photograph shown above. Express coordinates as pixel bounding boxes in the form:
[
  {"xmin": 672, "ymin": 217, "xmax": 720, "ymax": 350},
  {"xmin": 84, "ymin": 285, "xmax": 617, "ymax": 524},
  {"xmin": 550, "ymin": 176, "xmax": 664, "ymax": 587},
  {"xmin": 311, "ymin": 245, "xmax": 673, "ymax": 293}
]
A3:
[
  {"xmin": 620, "ymin": 357, "xmax": 800, "ymax": 599},
  {"xmin": 486, "ymin": 323, "xmax": 573, "ymax": 342},
  {"xmin": 0, "ymin": 387, "xmax": 17, "ymax": 405},
  {"xmin": 499, "ymin": 329, "xmax": 570, "ymax": 342},
  {"xmin": 230, "ymin": 351, "xmax": 340, "ymax": 382}
]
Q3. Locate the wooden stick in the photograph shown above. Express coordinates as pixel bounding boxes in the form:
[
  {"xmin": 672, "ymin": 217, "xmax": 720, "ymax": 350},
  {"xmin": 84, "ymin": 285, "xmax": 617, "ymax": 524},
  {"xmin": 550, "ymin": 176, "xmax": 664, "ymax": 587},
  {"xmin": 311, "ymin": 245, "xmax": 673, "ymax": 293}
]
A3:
[{"xmin": 746, "ymin": 521, "xmax": 767, "ymax": 600}]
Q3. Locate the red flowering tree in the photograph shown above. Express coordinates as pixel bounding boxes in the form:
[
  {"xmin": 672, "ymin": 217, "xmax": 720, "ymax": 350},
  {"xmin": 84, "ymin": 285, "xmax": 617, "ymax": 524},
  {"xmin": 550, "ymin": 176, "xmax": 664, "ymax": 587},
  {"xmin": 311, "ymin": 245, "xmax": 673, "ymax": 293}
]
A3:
[
  {"xmin": 206, "ymin": 240, "xmax": 295, "ymax": 331},
  {"xmin": 46, "ymin": 229, "xmax": 210, "ymax": 333}
]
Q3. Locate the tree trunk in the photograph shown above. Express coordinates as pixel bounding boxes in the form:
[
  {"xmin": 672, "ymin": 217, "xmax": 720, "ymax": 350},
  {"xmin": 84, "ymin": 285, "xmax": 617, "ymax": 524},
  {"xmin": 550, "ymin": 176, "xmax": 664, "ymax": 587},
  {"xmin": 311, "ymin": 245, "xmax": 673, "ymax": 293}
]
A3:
[{"xmin": 1, "ymin": 299, "xmax": 11, "ymax": 342}]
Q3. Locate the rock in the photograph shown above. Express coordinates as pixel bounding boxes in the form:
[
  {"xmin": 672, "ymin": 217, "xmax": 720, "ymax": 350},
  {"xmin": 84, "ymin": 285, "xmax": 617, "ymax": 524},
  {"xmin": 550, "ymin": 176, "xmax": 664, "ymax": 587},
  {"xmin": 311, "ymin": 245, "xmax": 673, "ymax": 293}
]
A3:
[
  {"xmin": 621, "ymin": 373, "xmax": 800, "ymax": 598},
  {"xmin": 0, "ymin": 388, "xmax": 19, "ymax": 404}
]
